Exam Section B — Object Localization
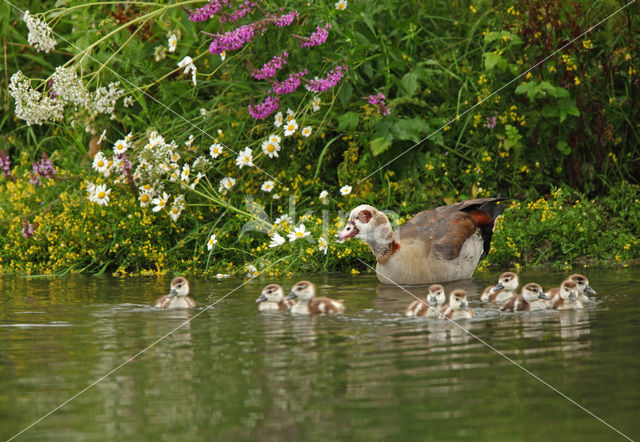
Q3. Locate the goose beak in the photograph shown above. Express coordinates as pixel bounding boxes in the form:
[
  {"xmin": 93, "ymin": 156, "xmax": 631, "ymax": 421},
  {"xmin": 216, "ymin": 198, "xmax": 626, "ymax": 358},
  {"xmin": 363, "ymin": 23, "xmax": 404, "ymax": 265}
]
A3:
[
  {"xmin": 538, "ymin": 293, "xmax": 550, "ymax": 300},
  {"xmin": 584, "ymin": 285, "xmax": 596, "ymax": 295},
  {"xmin": 336, "ymin": 221, "xmax": 359, "ymax": 244},
  {"xmin": 493, "ymin": 283, "xmax": 504, "ymax": 291},
  {"xmin": 167, "ymin": 289, "xmax": 178, "ymax": 299},
  {"xmin": 428, "ymin": 296, "xmax": 438, "ymax": 306},
  {"xmin": 256, "ymin": 294, "xmax": 267, "ymax": 303},
  {"xmin": 569, "ymin": 292, "xmax": 577, "ymax": 301},
  {"xmin": 460, "ymin": 302, "xmax": 469, "ymax": 311},
  {"xmin": 286, "ymin": 292, "xmax": 297, "ymax": 301}
]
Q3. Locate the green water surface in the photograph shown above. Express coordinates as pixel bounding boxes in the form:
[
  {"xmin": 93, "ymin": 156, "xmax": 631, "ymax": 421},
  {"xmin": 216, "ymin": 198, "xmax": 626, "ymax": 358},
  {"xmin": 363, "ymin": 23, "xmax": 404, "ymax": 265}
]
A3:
[{"xmin": 1, "ymin": 268, "xmax": 639, "ymax": 441}]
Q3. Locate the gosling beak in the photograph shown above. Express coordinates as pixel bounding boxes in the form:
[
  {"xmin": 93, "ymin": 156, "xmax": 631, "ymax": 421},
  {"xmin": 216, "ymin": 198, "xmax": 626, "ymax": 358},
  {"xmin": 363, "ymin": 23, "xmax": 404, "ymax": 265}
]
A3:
[
  {"xmin": 538, "ymin": 293, "xmax": 550, "ymax": 300},
  {"xmin": 336, "ymin": 221, "xmax": 359, "ymax": 244},
  {"xmin": 460, "ymin": 302, "xmax": 469, "ymax": 311},
  {"xmin": 493, "ymin": 283, "xmax": 504, "ymax": 291},
  {"xmin": 569, "ymin": 292, "xmax": 577, "ymax": 301},
  {"xmin": 256, "ymin": 293, "xmax": 267, "ymax": 303},
  {"xmin": 584, "ymin": 285, "xmax": 596, "ymax": 295},
  {"xmin": 286, "ymin": 292, "xmax": 298, "ymax": 301},
  {"xmin": 167, "ymin": 289, "xmax": 178, "ymax": 299},
  {"xmin": 428, "ymin": 296, "xmax": 438, "ymax": 306}
]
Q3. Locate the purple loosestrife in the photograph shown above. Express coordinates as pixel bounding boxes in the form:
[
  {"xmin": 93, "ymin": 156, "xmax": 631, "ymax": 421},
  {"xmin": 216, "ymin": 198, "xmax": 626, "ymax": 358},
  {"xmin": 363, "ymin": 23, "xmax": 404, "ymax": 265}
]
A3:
[
  {"xmin": 220, "ymin": 1, "xmax": 255, "ymax": 24},
  {"xmin": 188, "ymin": 0, "xmax": 229, "ymax": 22},
  {"xmin": 305, "ymin": 65, "xmax": 347, "ymax": 93},
  {"xmin": 32, "ymin": 152, "xmax": 56, "ymax": 179},
  {"xmin": 0, "ymin": 149, "xmax": 14, "ymax": 181},
  {"xmin": 209, "ymin": 23, "xmax": 257, "ymax": 54},
  {"xmin": 274, "ymin": 10, "xmax": 300, "ymax": 27},
  {"xmin": 248, "ymin": 96, "xmax": 280, "ymax": 120},
  {"xmin": 21, "ymin": 219, "xmax": 38, "ymax": 239},
  {"xmin": 299, "ymin": 23, "xmax": 331, "ymax": 48},
  {"xmin": 272, "ymin": 70, "xmax": 307, "ymax": 95},
  {"xmin": 252, "ymin": 52, "xmax": 289, "ymax": 80},
  {"xmin": 365, "ymin": 93, "xmax": 391, "ymax": 116}
]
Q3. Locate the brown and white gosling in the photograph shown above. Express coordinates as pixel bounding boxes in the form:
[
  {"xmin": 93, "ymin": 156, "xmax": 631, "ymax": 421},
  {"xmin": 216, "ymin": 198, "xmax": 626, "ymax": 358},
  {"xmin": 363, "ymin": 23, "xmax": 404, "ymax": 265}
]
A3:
[
  {"xmin": 551, "ymin": 280, "xmax": 584, "ymax": 310},
  {"xmin": 546, "ymin": 273, "xmax": 596, "ymax": 304},
  {"xmin": 405, "ymin": 284, "xmax": 446, "ymax": 317},
  {"xmin": 481, "ymin": 272, "xmax": 519, "ymax": 302},
  {"xmin": 440, "ymin": 289, "xmax": 474, "ymax": 320},
  {"xmin": 256, "ymin": 284, "xmax": 294, "ymax": 311},
  {"xmin": 286, "ymin": 281, "xmax": 344, "ymax": 315},
  {"xmin": 155, "ymin": 277, "xmax": 196, "ymax": 308},
  {"xmin": 500, "ymin": 283, "xmax": 549, "ymax": 312}
]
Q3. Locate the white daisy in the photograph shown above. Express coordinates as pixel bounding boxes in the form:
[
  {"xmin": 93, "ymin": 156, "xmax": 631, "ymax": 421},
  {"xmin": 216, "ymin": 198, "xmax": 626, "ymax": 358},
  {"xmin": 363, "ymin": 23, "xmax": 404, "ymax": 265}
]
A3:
[
  {"xmin": 113, "ymin": 139, "xmax": 128, "ymax": 154},
  {"xmin": 92, "ymin": 152, "xmax": 109, "ymax": 174},
  {"xmin": 311, "ymin": 96, "xmax": 320, "ymax": 112},
  {"xmin": 301, "ymin": 126, "xmax": 312, "ymax": 137},
  {"xmin": 152, "ymin": 192, "xmax": 170, "ymax": 212},
  {"xmin": 190, "ymin": 172, "xmax": 205, "ymax": 189},
  {"xmin": 335, "ymin": 0, "xmax": 347, "ymax": 10},
  {"xmin": 218, "ymin": 177, "xmax": 236, "ymax": 193},
  {"xmin": 139, "ymin": 191, "xmax": 152, "ymax": 207},
  {"xmin": 340, "ymin": 185, "xmax": 352, "ymax": 196},
  {"xmin": 261, "ymin": 180, "xmax": 274, "ymax": 192},
  {"xmin": 274, "ymin": 214, "xmax": 294, "ymax": 225},
  {"xmin": 235, "ymin": 147, "xmax": 253, "ymax": 168},
  {"xmin": 168, "ymin": 34, "xmax": 177, "ymax": 52},
  {"xmin": 274, "ymin": 112, "xmax": 283, "ymax": 127},
  {"xmin": 185, "ymin": 134, "xmax": 195, "ymax": 147},
  {"xmin": 268, "ymin": 134, "xmax": 281, "ymax": 145},
  {"xmin": 286, "ymin": 108, "xmax": 296, "ymax": 122},
  {"xmin": 269, "ymin": 233, "xmax": 286, "ymax": 248},
  {"xmin": 169, "ymin": 195, "xmax": 185, "ymax": 222},
  {"xmin": 287, "ymin": 224, "xmax": 311, "ymax": 242},
  {"xmin": 124, "ymin": 132, "xmax": 133, "ymax": 143},
  {"xmin": 85, "ymin": 181, "xmax": 96, "ymax": 199},
  {"xmin": 207, "ymin": 233, "xmax": 218, "ymax": 250},
  {"xmin": 319, "ymin": 190, "xmax": 329, "ymax": 200},
  {"xmin": 284, "ymin": 119, "xmax": 298, "ymax": 136},
  {"xmin": 261, "ymin": 139, "xmax": 281, "ymax": 158},
  {"xmin": 90, "ymin": 184, "xmax": 111, "ymax": 206},
  {"xmin": 220, "ymin": 51, "xmax": 226, "ymax": 62},
  {"xmin": 210, "ymin": 143, "xmax": 224, "ymax": 158},
  {"xmin": 318, "ymin": 236, "xmax": 328, "ymax": 254},
  {"xmin": 181, "ymin": 163, "xmax": 190, "ymax": 185}
]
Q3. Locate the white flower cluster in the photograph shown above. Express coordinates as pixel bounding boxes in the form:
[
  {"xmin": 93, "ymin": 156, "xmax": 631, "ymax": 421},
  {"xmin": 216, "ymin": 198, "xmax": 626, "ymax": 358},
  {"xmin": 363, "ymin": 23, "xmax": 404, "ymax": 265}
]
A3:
[
  {"xmin": 51, "ymin": 66, "xmax": 90, "ymax": 107},
  {"xmin": 23, "ymin": 11, "xmax": 56, "ymax": 53},
  {"xmin": 9, "ymin": 71, "xmax": 64, "ymax": 126},
  {"xmin": 91, "ymin": 81, "xmax": 124, "ymax": 115}
]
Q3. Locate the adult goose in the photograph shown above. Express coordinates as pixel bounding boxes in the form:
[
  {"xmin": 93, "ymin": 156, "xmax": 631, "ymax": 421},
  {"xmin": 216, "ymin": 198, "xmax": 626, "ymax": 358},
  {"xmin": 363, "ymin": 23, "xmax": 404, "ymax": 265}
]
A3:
[{"xmin": 337, "ymin": 197, "xmax": 505, "ymax": 285}]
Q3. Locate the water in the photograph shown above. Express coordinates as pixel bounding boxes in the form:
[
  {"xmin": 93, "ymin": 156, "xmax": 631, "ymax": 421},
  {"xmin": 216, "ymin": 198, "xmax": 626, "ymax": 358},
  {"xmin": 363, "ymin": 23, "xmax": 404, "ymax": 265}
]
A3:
[{"xmin": 1, "ymin": 268, "xmax": 639, "ymax": 441}]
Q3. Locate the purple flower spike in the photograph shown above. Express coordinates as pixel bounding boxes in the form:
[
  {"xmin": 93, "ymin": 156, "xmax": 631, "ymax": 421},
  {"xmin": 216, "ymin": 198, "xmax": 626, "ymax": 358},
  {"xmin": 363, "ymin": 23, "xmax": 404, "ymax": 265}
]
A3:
[
  {"xmin": 305, "ymin": 65, "xmax": 347, "ymax": 93},
  {"xmin": 248, "ymin": 96, "xmax": 280, "ymax": 120},
  {"xmin": 275, "ymin": 10, "xmax": 300, "ymax": 27},
  {"xmin": 209, "ymin": 23, "xmax": 257, "ymax": 54},
  {"xmin": 21, "ymin": 219, "xmax": 38, "ymax": 239},
  {"xmin": 252, "ymin": 52, "xmax": 289, "ymax": 80},
  {"xmin": 364, "ymin": 93, "xmax": 390, "ymax": 116},
  {"xmin": 189, "ymin": 0, "xmax": 230, "ymax": 22},
  {"xmin": 272, "ymin": 70, "xmax": 308, "ymax": 95},
  {"xmin": 0, "ymin": 149, "xmax": 13, "ymax": 180},
  {"xmin": 220, "ymin": 1, "xmax": 255, "ymax": 24},
  {"xmin": 32, "ymin": 152, "xmax": 56, "ymax": 179},
  {"xmin": 299, "ymin": 23, "xmax": 331, "ymax": 48}
]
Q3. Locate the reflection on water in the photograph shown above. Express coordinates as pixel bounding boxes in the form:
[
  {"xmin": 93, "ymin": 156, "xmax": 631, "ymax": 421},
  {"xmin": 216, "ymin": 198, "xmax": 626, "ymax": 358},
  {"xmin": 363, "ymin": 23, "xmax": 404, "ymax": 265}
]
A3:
[{"xmin": 0, "ymin": 268, "xmax": 639, "ymax": 440}]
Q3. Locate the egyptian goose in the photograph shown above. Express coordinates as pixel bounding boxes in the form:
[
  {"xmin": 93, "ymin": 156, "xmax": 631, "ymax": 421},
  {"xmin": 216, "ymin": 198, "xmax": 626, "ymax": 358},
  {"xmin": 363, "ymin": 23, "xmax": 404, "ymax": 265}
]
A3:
[
  {"xmin": 155, "ymin": 277, "xmax": 196, "ymax": 308},
  {"xmin": 440, "ymin": 289, "xmax": 474, "ymax": 320},
  {"xmin": 256, "ymin": 284, "xmax": 294, "ymax": 311},
  {"xmin": 480, "ymin": 272, "xmax": 519, "ymax": 302},
  {"xmin": 405, "ymin": 284, "xmax": 446, "ymax": 317},
  {"xmin": 500, "ymin": 283, "xmax": 549, "ymax": 312},
  {"xmin": 551, "ymin": 280, "xmax": 584, "ymax": 310},
  {"xmin": 546, "ymin": 274, "xmax": 596, "ymax": 304},
  {"xmin": 336, "ymin": 197, "xmax": 505, "ymax": 284},
  {"xmin": 286, "ymin": 281, "xmax": 344, "ymax": 315}
]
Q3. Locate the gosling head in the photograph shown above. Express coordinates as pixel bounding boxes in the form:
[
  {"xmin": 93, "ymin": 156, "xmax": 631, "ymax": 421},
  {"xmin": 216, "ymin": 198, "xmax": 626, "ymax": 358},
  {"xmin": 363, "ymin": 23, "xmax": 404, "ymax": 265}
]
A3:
[
  {"xmin": 569, "ymin": 274, "xmax": 596, "ymax": 295},
  {"xmin": 427, "ymin": 284, "xmax": 446, "ymax": 307},
  {"xmin": 167, "ymin": 277, "xmax": 189, "ymax": 298},
  {"xmin": 494, "ymin": 272, "xmax": 519, "ymax": 292},
  {"xmin": 560, "ymin": 280, "xmax": 578, "ymax": 302},
  {"xmin": 449, "ymin": 289, "xmax": 469, "ymax": 311},
  {"xmin": 521, "ymin": 283, "xmax": 548, "ymax": 303},
  {"xmin": 336, "ymin": 205, "xmax": 391, "ymax": 244},
  {"xmin": 286, "ymin": 281, "xmax": 316, "ymax": 301},
  {"xmin": 256, "ymin": 284, "xmax": 285, "ymax": 304}
]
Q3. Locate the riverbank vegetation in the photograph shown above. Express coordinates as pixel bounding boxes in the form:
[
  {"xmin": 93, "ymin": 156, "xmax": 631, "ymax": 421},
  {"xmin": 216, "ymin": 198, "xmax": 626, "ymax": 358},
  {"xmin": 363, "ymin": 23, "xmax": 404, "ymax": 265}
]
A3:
[{"xmin": 1, "ymin": 0, "xmax": 639, "ymax": 276}]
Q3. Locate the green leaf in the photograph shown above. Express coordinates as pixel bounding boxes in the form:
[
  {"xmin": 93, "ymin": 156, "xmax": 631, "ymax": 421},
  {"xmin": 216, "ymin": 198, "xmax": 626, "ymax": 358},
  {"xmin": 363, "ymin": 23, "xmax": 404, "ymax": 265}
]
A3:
[
  {"xmin": 337, "ymin": 112, "xmax": 360, "ymax": 131},
  {"xmin": 369, "ymin": 134, "xmax": 393, "ymax": 156},
  {"xmin": 391, "ymin": 118, "xmax": 431, "ymax": 142},
  {"xmin": 400, "ymin": 72, "xmax": 419, "ymax": 97},
  {"xmin": 515, "ymin": 81, "xmax": 538, "ymax": 101},
  {"xmin": 483, "ymin": 52, "xmax": 507, "ymax": 71},
  {"xmin": 557, "ymin": 140, "xmax": 571, "ymax": 155}
]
